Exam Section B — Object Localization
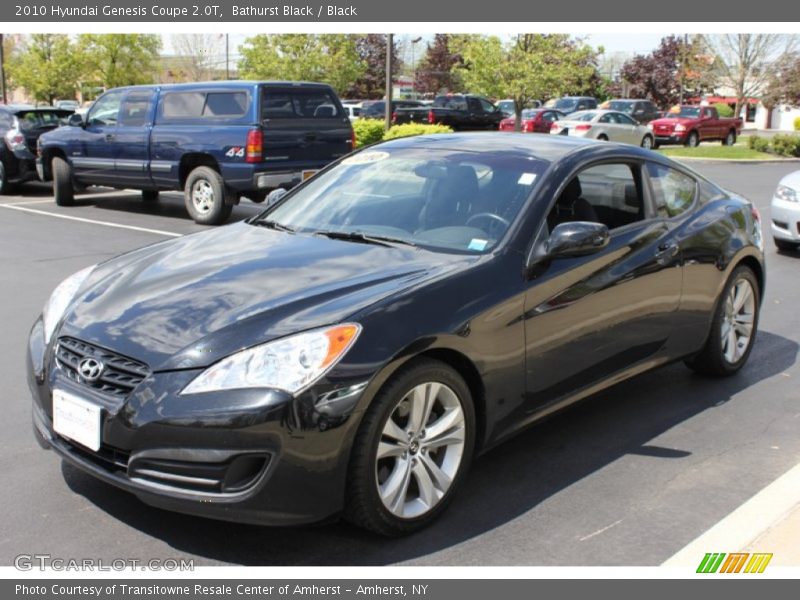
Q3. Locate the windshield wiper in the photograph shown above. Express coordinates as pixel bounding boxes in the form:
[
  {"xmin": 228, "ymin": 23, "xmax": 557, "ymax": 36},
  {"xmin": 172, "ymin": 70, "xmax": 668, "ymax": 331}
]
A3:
[
  {"xmin": 252, "ymin": 219, "xmax": 296, "ymax": 233},
  {"xmin": 314, "ymin": 230, "xmax": 416, "ymax": 248}
]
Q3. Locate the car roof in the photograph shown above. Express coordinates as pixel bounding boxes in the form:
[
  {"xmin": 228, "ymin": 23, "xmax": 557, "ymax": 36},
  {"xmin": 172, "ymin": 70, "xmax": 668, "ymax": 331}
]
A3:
[
  {"xmin": 100, "ymin": 81, "xmax": 335, "ymax": 94},
  {"xmin": 0, "ymin": 104, "xmax": 65, "ymax": 112}
]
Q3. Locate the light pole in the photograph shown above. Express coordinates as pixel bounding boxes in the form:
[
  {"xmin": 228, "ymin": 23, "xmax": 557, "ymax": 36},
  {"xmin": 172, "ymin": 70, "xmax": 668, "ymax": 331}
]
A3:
[
  {"xmin": 0, "ymin": 34, "xmax": 7, "ymax": 104},
  {"xmin": 385, "ymin": 33, "xmax": 393, "ymax": 131},
  {"xmin": 411, "ymin": 36, "xmax": 422, "ymax": 100}
]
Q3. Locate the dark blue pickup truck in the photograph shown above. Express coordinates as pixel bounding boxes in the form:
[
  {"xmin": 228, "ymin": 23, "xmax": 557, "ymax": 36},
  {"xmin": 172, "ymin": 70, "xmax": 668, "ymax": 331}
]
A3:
[{"xmin": 37, "ymin": 81, "xmax": 354, "ymax": 224}]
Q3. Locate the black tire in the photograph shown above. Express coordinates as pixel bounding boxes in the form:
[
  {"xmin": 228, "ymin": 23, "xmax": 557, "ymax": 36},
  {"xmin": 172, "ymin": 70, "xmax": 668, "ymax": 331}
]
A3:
[
  {"xmin": 641, "ymin": 135, "xmax": 654, "ymax": 149},
  {"xmin": 685, "ymin": 131, "xmax": 699, "ymax": 148},
  {"xmin": 52, "ymin": 156, "xmax": 75, "ymax": 206},
  {"xmin": 0, "ymin": 162, "xmax": 15, "ymax": 195},
  {"xmin": 597, "ymin": 134, "xmax": 608, "ymax": 141},
  {"xmin": 685, "ymin": 265, "xmax": 760, "ymax": 376},
  {"xmin": 774, "ymin": 238, "xmax": 799, "ymax": 252},
  {"xmin": 183, "ymin": 166, "xmax": 233, "ymax": 225},
  {"xmin": 142, "ymin": 190, "xmax": 159, "ymax": 202},
  {"xmin": 652, "ymin": 140, "xmax": 661, "ymax": 150},
  {"xmin": 722, "ymin": 130, "xmax": 736, "ymax": 146},
  {"xmin": 344, "ymin": 358, "xmax": 476, "ymax": 536}
]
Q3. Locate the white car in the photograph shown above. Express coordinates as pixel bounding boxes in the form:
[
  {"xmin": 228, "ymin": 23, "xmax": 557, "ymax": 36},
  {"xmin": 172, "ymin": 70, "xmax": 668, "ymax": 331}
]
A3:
[
  {"xmin": 550, "ymin": 109, "xmax": 655, "ymax": 148},
  {"xmin": 342, "ymin": 104, "xmax": 362, "ymax": 122},
  {"xmin": 770, "ymin": 170, "xmax": 800, "ymax": 251}
]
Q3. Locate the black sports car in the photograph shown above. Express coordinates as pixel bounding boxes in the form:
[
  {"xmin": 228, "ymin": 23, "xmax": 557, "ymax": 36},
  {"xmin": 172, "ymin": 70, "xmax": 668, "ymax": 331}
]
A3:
[{"xmin": 27, "ymin": 133, "xmax": 765, "ymax": 535}]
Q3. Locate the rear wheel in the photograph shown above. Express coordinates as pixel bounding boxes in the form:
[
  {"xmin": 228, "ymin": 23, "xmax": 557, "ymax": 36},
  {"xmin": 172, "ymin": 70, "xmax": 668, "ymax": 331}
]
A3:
[
  {"xmin": 685, "ymin": 265, "xmax": 760, "ymax": 376},
  {"xmin": 0, "ymin": 162, "xmax": 15, "ymax": 195},
  {"xmin": 685, "ymin": 131, "xmax": 700, "ymax": 148},
  {"xmin": 345, "ymin": 359, "xmax": 475, "ymax": 536},
  {"xmin": 641, "ymin": 135, "xmax": 654, "ymax": 149},
  {"xmin": 722, "ymin": 130, "xmax": 736, "ymax": 146},
  {"xmin": 142, "ymin": 190, "xmax": 159, "ymax": 203},
  {"xmin": 597, "ymin": 134, "xmax": 608, "ymax": 141},
  {"xmin": 774, "ymin": 238, "xmax": 799, "ymax": 252},
  {"xmin": 184, "ymin": 166, "xmax": 232, "ymax": 225},
  {"xmin": 52, "ymin": 157, "xmax": 75, "ymax": 206}
]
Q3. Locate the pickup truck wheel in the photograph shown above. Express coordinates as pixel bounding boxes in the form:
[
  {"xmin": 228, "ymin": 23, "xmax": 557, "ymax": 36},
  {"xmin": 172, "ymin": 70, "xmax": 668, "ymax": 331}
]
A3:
[
  {"xmin": 722, "ymin": 130, "xmax": 736, "ymax": 146},
  {"xmin": 184, "ymin": 167, "xmax": 233, "ymax": 225},
  {"xmin": 685, "ymin": 132, "xmax": 699, "ymax": 148},
  {"xmin": 142, "ymin": 190, "xmax": 159, "ymax": 203},
  {"xmin": 52, "ymin": 157, "xmax": 75, "ymax": 206}
]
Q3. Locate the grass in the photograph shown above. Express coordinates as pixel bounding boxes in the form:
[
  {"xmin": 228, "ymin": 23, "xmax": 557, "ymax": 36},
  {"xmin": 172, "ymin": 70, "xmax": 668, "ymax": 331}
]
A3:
[{"xmin": 657, "ymin": 143, "xmax": 775, "ymax": 160}]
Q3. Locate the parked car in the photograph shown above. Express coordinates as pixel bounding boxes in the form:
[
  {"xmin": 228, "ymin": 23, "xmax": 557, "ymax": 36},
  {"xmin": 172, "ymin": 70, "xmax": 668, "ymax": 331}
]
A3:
[
  {"xmin": 0, "ymin": 104, "xmax": 74, "ymax": 194},
  {"xmin": 343, "ymin": 105, "xmax": 362, "ymax": 122},
  {"xmin": 552, "ymin": 96, "xmax": 597, "ymax": 114},
  {"xmin": 647, "ymin": 105, "xmax": 743, "ymax": 148},
  {"xmin": 496, "ymin": 99, "xmax": 516, "ymax": 117},
  {"xmin": 551, "ymin": 110, "xmax": 655, "ymax": 148},
  {"xmin": 600, "ymin": 99, "xmax": 660, "ymax": 124},
  {"xmin": 498, "ymin": 108, "xmax": 565, "ymax": 133},
  {"xmin": 361, "ymin": 100, "xmax": 423, "ymax": 120},
  {"xmin": 393, "ymin": 94, "xmax": 505, "ymax": 130},
  {"xmin": 770, "ymin": 170, "xmax": 800, "ymax": 251},
  {"xmin": 54, "ymin": 100, "xmax": 80, "ymax": 111},
  {"xmin": 36, "ymin": 81, "xmax": 354, "ymax": 225},
  {"xmin": 28, "ymin": 133, "xmax": 764, "ymax": 536}
]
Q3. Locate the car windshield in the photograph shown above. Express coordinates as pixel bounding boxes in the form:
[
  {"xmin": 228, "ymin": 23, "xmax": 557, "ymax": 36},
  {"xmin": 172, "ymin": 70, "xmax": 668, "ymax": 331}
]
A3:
[
  {"xmin": 664, "ymin": 106, "xmax": 701, "ymax": 119},
  {"xmin": 255, "ymin": 147, "xmax": 547, "ymax": 254},
  {"xmin": 569, "ymin": 111, "xmax": 596, "ymax": 122},
  {"xmin": 608, "ymin": 101, "xmax": 635, "ymax": 114},
  {"xmin": 521, "ymin": 109, "xmax": 541, "ymax": 119},
  {"xmin": 554, "ymin": 98, "xmax": 578, "ymax": 111}
]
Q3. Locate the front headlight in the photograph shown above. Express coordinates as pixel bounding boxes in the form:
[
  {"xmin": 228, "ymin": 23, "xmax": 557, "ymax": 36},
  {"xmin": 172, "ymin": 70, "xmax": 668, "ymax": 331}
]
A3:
[
  {"xmin": 674, "ymin": 124, "xmax": 686, "ymax": 132},
  {"xmin": 775, "ymin": 184, "xmax": 798, "ymax": 203},
  {"xmin": 42, "ymin": 265, "xmax": 95, "ymax": 344},
  {"xmin": 181, "ymin": 323, "xmax": 362, "ymax": 396}
]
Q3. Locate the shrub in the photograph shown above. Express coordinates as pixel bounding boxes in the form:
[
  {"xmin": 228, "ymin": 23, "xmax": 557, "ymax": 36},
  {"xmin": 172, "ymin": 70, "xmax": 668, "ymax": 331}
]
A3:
[
  {"xmin": 383, "ymin": 123, "xmax": 454, "ymax": 141},
  {"xmin": 747, "ymin": 135, "xmax": 770, "ymax": 153},
  {"xmin": 713, "ymin": 103, "xmax": 734, "ymax": 118},
  {"xmin": 770, "ymin": 134, "xmax": 800, "ymax": 157},
  {"xmin": 794, "ymin": 116, "xmax": 800, "ymax": 131},
  {"xmin": 352, "ymin": 119, "xmax": 385, "ymax": 148}
]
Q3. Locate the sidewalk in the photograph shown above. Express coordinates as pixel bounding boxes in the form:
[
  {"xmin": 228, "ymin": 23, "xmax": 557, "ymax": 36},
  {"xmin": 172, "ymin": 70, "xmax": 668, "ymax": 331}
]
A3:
[{"xmin": 662, "ymin": 462, "xmax": 800, "ymax": 568}]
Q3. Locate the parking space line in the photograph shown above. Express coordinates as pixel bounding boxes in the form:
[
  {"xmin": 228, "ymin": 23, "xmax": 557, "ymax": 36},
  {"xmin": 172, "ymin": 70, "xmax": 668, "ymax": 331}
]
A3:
[
  {"xmin": 0, "ymin": 203, "xmax": 182, "ymax": 237},
  {"xmin": 3, "ymin": 199, "xmax": 56, "ymax": 206},
  {"xmin": 661, "ymin": 462, "xmax": 800, "ymax": 566}
]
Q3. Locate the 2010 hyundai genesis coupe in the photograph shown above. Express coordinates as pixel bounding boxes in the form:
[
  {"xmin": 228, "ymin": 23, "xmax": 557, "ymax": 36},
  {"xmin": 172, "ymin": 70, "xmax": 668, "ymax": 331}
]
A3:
[{"xmin": 27, "ymin": 133, "xmax": 765, "ymax": 536}]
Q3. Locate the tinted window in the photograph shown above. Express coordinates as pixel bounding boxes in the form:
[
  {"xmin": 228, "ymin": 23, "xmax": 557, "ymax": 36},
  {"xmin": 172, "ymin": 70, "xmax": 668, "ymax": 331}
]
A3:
[
  {"xmin": 262, "ymin": 89, "xmax": 341, "ymax": 119},
  {"xmin": 647, "ymin": 163, "xmax": 696, "ymax": 218},
  {"xmin": 664, "ymin": 106, "xmax": 701, "ymax": 119},
  {"xmin": 162, "ymin": 92, "xmax": 205, "ymax": 119},
  {"xmin": 203, "ymin": 92, "xmax": 248, "ymax": 117},
  {"xmin": 434, "ymin": 96, "xmax": 468, "ymax": 111},
  {"xmin": 479, "ymin": 98, "xmax": 495, "ymax": 113},
  {"xmin": 554, "ymin": 98, "xmax": 578, "ymax": 112},
  {"xmin": 87, "ymin": 92, "xmax": 123, "ymax": 126},
  {"xmin": 120, "ymin": 91, "xmax": 154, "ymax": 126},
  {"xmin": 15, "ymin": 111, "xmax": 67, "ymax": 130}
]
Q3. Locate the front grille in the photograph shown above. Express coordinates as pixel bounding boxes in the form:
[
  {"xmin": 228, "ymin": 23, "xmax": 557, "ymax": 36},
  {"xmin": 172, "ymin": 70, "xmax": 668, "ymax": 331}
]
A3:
[{"xmin": 55, "ymin": 337, "xmax": 150, "ymax": 398}]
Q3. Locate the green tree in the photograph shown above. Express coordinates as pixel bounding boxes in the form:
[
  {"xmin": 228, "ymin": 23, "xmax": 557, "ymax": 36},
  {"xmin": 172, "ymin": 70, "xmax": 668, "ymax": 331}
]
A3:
[
  {"xmin": 454, "ymin": 35, "xmax": 599, "ymax": 131},
  {"xmin": 238, "ymin": 34, "xmax": 365, "ymax": 96},
  {"xmin": 78, "ymin": 34, "xmax": 161, "ymax": 89},
  {"xmin": 7, "ymin": 34, "xmax": 81, "ymax": 104}
]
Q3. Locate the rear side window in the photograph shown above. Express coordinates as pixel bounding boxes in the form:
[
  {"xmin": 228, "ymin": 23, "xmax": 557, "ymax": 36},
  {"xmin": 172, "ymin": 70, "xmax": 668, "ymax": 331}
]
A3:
[
  {"xmin": 647, "ymin": 163, "xmax": 697, "ymax": 218},
  {"xmin": 262, "ymin": 89, "xmax": 342, "ymax": 120},
  {"xmin": 434, "ymin": 96, "xmax": 468, "ymax": 111},
  {"xmin": 15, "ymin": 111, "xmax": 65, "ymax": 130},
  {"xmin": 160, "ymin": 91, "xmax": 250, "ymax": 121}
]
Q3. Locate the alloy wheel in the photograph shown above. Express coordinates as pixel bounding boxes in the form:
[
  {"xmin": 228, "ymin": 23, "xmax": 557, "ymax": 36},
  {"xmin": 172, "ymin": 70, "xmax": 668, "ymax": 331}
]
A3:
[
  {"xmin": 721, "ymin": 277, "xmax": 756, "ymax": 364},
  {"xmin": 191, "ymin": 180, "xmax": 215, "ymax": 214}
]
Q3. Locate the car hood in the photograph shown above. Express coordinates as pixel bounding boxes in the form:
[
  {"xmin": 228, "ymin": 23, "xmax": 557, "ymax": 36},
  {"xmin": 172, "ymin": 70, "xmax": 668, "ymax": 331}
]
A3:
[
  {"xmin": 779, "ymin": 170, "xmax": 800, "ymax": 190},
  {"xmin": 650, "ymin": 117, "xmax": 694, "ymax": 128},
  {"xmin": 59, "ymin": 222, "xmax": 466, "ymax": 371}
]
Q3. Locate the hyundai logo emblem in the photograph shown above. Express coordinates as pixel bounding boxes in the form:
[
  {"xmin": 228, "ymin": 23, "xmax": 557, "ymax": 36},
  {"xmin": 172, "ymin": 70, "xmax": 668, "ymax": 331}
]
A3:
[{"xmin": 78, "ymin": 357, "xmax": 104, "ymax": 383}]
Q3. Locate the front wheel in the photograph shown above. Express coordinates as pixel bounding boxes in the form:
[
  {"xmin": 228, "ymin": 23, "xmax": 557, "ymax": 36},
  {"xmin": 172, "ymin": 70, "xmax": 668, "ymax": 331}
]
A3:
[
  {"xmin": 184, "ymin": 166, "xmax": 233, "ymax": 225},
  {"xmin": 52, "ymin": 157, "xmax": 75, "ymax": 206},
  {"xmin": 345, "ymin": 359, "xmax": 475, "ymax": 536},
  {"xmin": 685, "ymin": 131, "xmax": 700, "ymax": 148},
  {"xmin": 597, "ymin": 134, "xmax": 608, "ymax": 141},
  {"xmin": 641, "ymin": 135, "xmax": 654, "ymax": 149},
  {"xmin": 0, "ymin": 162, "xmax": 15, "ymax": 195},
  {"xmin": 685, "ymin": 265, "xmax": 760, "ymax": 376}
]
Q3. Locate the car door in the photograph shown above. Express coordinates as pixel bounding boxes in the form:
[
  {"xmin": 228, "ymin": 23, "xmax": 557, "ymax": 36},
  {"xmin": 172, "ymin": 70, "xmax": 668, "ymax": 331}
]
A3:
[
  {"xmin": 478, "ymin": 97, "xmax": 499, "ymax": 128},
  {"xmin": 617, "ymin": 113, "xmax": 642, "ymax": 144},
  {"xmin": 71, "ymin": 90, "xmax": 123, "ymax": 183},
  {"xmin": 113, "ymin": 88, "xmax": 157, "ymax": 187},
  {"xmin": 597, "ymin": 113, "xmax": 619, "ymax": 140},
  {"xmin": 467, "ymin": 97, "xmax": 484, "ymax": 129},
  {"xmin": 522, "ymin": 161, "xmax": 683, "ymax": 411}
]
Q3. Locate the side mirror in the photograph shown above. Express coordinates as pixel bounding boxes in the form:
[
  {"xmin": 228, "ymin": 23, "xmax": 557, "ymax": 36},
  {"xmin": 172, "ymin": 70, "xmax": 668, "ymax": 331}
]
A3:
[
  {"xmin": 67, "ymin": 113, "xmax": 84, "ymax": 127},
  {"xmin": 266, "ymin": 188, "xmax": 288, "ymax": 206},
  {"xmin": 546, "ymin": 222, "xmax": 609, "ymax": 258}
]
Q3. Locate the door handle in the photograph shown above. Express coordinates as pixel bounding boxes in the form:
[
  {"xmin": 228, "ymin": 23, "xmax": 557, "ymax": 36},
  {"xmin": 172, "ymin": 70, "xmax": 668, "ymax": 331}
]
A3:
[
  {"xmin": 105, "ymin": 134, "xmax": 115, "ymax": 142},
  {"xmin": 655, "ymin": 241, "xmax": 679, "ymax": 263}
]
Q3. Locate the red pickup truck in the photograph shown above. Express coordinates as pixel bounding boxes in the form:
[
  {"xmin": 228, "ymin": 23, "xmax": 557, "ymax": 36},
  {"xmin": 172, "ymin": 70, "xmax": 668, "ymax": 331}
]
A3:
[{"xmin": 648, "ymin": 105, "xmax": 743, "ymax": 148}]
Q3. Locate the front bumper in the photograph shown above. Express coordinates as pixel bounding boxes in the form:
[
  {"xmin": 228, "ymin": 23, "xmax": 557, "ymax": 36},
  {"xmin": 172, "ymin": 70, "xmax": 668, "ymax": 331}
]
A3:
[
  {"xmin": 653, "ymin": 133, "xmax": 686, "ymax": 145},
  {"xmin": 770, "ymin": 196, "xmax": 800, "ymax": 242},
  {"xmin": 27, "ymin": 320, "xmax": 368, "ymax": 526}
]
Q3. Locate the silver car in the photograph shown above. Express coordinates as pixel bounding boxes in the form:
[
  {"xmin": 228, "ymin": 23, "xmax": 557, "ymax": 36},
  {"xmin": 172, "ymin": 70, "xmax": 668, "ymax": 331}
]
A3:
[
  {"xmin": 550, "ymin": 109, "xmax": 655, "ymax": 148},
  {"xmin": 770, "ymin": 170, "xmax": 800, "ymax": 251}
]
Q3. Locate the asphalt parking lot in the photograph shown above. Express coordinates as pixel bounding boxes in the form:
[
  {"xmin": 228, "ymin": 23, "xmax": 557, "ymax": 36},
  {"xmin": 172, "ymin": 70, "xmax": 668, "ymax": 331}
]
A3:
[{"xmin": 1, "ymin": 160, "xmax": 799, "ymax": 566}]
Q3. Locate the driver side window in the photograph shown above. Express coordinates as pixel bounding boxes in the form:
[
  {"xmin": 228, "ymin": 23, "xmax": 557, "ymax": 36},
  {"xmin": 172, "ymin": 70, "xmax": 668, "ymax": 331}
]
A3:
[
  {"xmin": 547, "ymin": 163, "xmax": 645, "ymax": 232},
  {"xmin": 86, "ymin": 92, "xmax": 123, "ymax": 127}
]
